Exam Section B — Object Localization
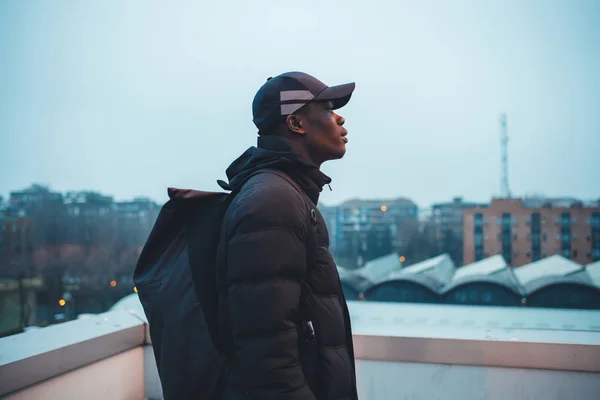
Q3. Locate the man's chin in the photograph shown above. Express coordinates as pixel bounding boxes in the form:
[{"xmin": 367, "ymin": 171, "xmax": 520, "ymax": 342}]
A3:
[
  {"xmin": 321, "ymin": 147, "xmax": 346, "ymax": 164},
  {"xmin": 333, "ymin": 148, "xmax": 347, "ymax": 160}
]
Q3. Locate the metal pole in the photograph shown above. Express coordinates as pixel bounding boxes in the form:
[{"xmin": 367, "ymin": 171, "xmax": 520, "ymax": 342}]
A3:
[{"xmin": 499, "ymin": 113, "xmax": 511, "ymax": 198}]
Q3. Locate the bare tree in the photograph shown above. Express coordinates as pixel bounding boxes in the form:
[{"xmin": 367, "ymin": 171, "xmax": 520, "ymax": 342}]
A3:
[{"xmin": 396, "ymin": 220, "xmax": 441, "ymax": 266}]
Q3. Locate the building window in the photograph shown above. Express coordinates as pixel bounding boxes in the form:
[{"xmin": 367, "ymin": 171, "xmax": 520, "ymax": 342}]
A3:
[
  {"xmin": 561, "ymin": 212, "xmax": 571, "ymax": 258},
  {"xmin": 592, "ymin": 212, "xmax": 600, "ymax": 229},
  {"xmin": 502, "ymin": 213, "xmax": 512, "ymax": 264},
  {"xmin": 531, "ymin": 212, "xmax": 542, "ymax": 262},
  {"xmin": 474, "ymin": 213, "xmax": 484, "ymax": 261},
  {"xmin": 591, "ymin": 213, "xmax": 600, "ymax": 261},
  {"xmin": 573, "ymin": 249, "xmax": 578, "ymax": 258},
  {"xmin": 475, "ymin": 233, "xmax": 483, "ymax": 245},
  {"xmin": 482, "ymin": 292, "xmax": 493, "ymax": 303}
]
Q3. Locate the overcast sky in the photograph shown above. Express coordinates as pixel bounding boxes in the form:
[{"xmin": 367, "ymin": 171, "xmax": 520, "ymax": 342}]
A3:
[{"xmin": 1, "ymin": 0, "xmax": 599, "ymax": 208}]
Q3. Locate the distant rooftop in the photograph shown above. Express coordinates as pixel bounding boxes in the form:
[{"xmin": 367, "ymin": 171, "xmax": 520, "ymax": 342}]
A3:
[
  {"xmin": 585, "ymin": 261, "xmax": 600, "ymax": 286},
  {"xmin": 340, "ymin": 197, "xmax": 416, "ymax": 207},
  {"xmin": 385, "ymin": 254, "xmax": 455, "ymax": 285},
  {"xmin": 363, "ymin": 253, "xmax": 457, "ymax": 294},
  {"xmin": 444, "ymin": 255, "xmax": 522, "ymax": 295},
  {"xmin": 353, "ymin": 253, "xmax": 403, "ymax": 284},
  {"xmin": 521, "ymin": 197, "xmax": 585, "ymax": 208},
  {"xmin": 467, "ymin": 197, "xmax": 600, "ymax": 210},
  {"xmin": 401, "ymin": 254, "xmax": 453, "ymax": 275},
  {"xmin": 337, "ymin": 265, "xmax": 372, "ymax": 293},
  {"xmin": 64, "ymin": 191, "xmax": 114, "ymax": 205},
  {"xmin": 453, "ymin": 255, "xmax": 507, "ymax": 281},
  {"xmin": 513, "ymin": 255, "xmax": 583, "ymax": 287},
  {"xmin": 432, "ymin": 197, "xmax": 481, "ymax": 208}
]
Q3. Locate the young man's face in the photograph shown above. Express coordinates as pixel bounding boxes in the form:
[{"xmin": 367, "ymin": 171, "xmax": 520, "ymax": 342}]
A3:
[{"xmin": 297, "ymin": 101, "xmax": 348, "ymax": 166}]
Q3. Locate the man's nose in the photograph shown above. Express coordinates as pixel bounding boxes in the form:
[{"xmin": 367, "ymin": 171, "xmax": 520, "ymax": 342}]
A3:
[{"xmin": 336, "ymin": 113, "xmax": 345, "ymax": 126}]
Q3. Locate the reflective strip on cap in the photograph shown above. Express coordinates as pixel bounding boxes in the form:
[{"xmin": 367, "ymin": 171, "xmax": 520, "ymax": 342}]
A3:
[
  {"xmin": 280, "ymin": 90, "xmax": 314, "ymax": 102},
  {"xmin": 280, "ymin": 103, "xmax": 306, "ymax": 115}
]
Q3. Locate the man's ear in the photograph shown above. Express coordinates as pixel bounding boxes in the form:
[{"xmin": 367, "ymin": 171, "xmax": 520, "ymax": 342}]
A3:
[{"xmin": 286, "ymin": 114, "xmax": 305, "ymax": 135}]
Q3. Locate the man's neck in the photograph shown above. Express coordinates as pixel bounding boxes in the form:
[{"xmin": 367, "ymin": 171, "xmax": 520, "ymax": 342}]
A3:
[{"xmin": 257, "ymin": 135, "xmax": 321, "ymax": 169}]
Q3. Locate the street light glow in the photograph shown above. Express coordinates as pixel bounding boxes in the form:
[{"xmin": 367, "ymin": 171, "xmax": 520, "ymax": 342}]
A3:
[
  {"xmin": 110, "ymin": 280, "xmax": 117, "ymax": 287},
  {"xmin": 58, "ymin": 299, "xmax": 66, "ymax": 307}
]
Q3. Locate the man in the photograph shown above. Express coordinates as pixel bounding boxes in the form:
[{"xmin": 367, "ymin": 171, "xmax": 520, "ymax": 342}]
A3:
[{"xmin": 215, "ymin": 72, "xmax": 358, "ymax": 400}]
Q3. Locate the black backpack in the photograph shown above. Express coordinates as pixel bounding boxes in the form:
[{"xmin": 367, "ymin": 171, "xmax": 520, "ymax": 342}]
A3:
[{"xmin": 133, "ymin": 169, "xmax": 317, "ymax": 400}]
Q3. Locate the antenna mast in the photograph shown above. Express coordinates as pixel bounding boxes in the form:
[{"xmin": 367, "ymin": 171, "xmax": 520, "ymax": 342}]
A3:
[{"xmin": 499, "ymin": 113, "xmax": 511, "ymax": 198}]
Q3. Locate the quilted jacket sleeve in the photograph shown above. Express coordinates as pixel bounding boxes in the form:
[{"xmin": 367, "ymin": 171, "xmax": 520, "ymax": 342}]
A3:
[{"xmin": 224, "ymin": 177, "xmax": 316, "ymax": 399}]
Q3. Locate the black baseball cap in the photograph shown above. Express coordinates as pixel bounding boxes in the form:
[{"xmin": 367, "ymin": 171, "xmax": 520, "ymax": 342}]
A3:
[{"xmin": 252, "ymin": 71, "xmax": 355, "ymax": 134}]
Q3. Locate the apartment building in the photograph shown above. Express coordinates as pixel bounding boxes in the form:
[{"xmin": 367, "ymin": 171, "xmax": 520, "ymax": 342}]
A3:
[
  {"xmin": 463, "ymin": 198, "xmax": 600, "ymax": 267},
  {"xmin": 332, "ymin": 197, "xmax": 418, "ymax": 267}
]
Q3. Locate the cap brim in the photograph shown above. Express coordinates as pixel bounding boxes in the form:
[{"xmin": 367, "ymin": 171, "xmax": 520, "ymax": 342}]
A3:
[{"xmin": 313, "ymin": 82, "xmax": 355, "ymax": 109}]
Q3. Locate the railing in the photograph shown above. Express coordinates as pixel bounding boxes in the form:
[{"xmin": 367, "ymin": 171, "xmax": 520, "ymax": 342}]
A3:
[{"xmin": 1, "ymin": 298, "xmax": 600, "ymax": 399}]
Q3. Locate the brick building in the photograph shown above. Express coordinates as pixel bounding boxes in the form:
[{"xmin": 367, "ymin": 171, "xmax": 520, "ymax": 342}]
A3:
[{"xmin": 463, "ymin": 198, "xmax": 600, "ymax": 267}]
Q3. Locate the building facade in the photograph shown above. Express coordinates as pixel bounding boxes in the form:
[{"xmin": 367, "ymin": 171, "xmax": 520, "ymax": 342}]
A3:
[
  {"xmin": 463, "ymin": 198, "xmax": 600, "ymax": 267},
  {"xmin": 0, "ymin": 207, "xmax": 33, "ymax": 278},
  {"xmin": 331, "ymin": 198, "xmax": 418, "ymax": 268},
  {"xmin": 432, "ymin": 197, "xmax": 480, "ymax": 239},
  {"xmin": 431, "ymin": 197, "xmax": 480, "ymax": 266}
]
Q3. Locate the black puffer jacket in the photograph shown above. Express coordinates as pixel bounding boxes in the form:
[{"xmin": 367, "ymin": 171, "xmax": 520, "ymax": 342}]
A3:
[{"xmin": 215, "ymin": 136, "xmax": 358, "ymax": 400}]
